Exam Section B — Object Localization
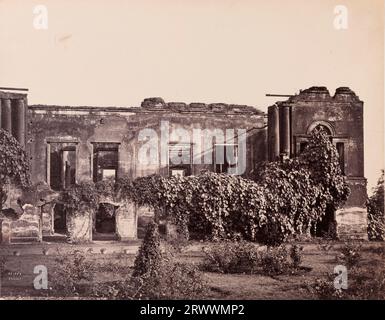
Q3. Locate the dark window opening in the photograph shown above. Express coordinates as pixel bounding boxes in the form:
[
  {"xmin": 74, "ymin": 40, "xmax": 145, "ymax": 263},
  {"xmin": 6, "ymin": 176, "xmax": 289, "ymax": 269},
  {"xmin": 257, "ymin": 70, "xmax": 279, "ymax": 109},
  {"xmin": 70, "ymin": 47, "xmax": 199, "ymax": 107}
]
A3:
[
  {"xmin": 168, "ymin": 143, "xmax": 192, "ymax": 177},
  {"xmin": 299, "ymin": 142, "xmax": 308, "ymax": 155},
  {"xmin": 214, "ymin": 144, "xmax": 238, "ymax": 174},
  {"xmin": 49, "ymin": 144, "xmax": 76, "ymax": 191},
  {"xmin": 93, "ymin": 143, "xmax": 119, "ymax": 182},
  {"xmin": 336, "ymin": 142, "xmax": 345, "ymax": 175}
]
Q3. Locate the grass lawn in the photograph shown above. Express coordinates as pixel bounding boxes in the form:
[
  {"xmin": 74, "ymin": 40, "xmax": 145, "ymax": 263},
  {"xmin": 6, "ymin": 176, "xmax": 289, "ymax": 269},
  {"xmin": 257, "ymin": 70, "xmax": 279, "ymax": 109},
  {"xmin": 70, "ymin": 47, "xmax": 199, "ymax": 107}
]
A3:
[{"xmin": 0, "ymin": 241, "xmax": 384, "ymax": 299}]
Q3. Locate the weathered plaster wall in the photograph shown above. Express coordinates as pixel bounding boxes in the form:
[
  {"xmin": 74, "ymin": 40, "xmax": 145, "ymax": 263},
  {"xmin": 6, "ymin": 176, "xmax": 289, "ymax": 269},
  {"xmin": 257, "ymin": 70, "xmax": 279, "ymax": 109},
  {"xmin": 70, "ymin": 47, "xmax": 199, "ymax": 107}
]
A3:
[
  {"xmin": 289, "ymin": 87, "xmax": 364, "ymax": 178},
  {"xmin": 28, "ymin": 99, "xmax": 266, "ymax": 241}
]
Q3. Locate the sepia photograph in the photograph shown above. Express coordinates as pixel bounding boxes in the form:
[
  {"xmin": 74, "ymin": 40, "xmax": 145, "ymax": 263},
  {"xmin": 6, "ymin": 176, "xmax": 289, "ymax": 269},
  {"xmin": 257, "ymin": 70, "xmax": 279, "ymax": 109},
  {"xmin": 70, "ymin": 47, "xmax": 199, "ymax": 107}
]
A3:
[{"xmin": 0, "ymin": 0, "xmax": 384, "ymax": 311}]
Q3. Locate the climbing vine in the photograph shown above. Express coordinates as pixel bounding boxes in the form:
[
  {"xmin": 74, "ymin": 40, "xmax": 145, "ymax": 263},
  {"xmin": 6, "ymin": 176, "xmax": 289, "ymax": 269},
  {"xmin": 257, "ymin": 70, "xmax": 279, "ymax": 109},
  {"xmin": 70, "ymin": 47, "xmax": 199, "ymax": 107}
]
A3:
[
  {"xmin": 59, "ymin": 129, "xmax": 350, "ymax": 245},
  {"xmin": 0, "ymin": 129, "xmax": 30, "ymax": 210}
]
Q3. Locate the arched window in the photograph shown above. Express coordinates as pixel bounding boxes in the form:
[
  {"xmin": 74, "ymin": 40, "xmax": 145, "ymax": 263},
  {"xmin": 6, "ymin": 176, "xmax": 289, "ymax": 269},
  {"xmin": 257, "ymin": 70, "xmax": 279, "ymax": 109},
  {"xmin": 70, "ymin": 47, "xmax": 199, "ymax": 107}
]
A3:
[
  {"xmin": 306, "ymin": 121, "xmax": 335, "ymax": 136},
  {"xmin": 312, "ymin": 124, "xmax": 332, "ymax": 136}
]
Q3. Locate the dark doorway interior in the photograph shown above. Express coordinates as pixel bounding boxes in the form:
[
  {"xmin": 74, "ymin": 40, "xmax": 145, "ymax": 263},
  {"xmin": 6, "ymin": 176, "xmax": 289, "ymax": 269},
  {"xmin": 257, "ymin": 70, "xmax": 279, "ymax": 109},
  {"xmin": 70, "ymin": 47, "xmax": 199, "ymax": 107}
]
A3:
[
  {"xmin": 312, "ymin": 206, "xmax": 337, "ymax": 238},
  {"xmin": 54, "ymin": 203, "xmax": 67, "ymax": 234},
  {"xmin": 93, "ymin": 203, "xmax": 118, "ymax": 240}
]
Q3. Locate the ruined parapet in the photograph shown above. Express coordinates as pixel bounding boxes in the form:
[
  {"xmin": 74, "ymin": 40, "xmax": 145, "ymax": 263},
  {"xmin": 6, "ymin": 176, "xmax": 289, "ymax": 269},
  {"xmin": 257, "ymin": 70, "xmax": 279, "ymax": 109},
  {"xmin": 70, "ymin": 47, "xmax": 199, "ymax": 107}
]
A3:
[{"xmin": 140, "ymin": 97, "xmax": 263, "ymax": 115}]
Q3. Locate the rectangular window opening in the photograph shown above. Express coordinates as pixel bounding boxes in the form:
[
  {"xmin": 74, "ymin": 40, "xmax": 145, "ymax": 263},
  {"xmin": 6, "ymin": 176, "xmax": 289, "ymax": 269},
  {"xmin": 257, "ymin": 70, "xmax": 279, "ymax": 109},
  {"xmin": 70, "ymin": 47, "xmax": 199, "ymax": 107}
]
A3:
[{"xmin": 93, "ymin": 143, "xmax": 119, "ymax": 182}]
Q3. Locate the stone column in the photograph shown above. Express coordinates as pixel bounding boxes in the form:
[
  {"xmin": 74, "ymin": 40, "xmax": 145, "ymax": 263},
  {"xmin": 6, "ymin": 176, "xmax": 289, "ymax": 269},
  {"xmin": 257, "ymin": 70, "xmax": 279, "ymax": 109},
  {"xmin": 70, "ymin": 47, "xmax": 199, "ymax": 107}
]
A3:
[
  {"xmin": 1, "ymin": 99, "xmax": 12, "ymax": 133},
  {"xmin": 0, "ymin": 99, "xmax": 2, "ymax": 130},
  {"xmin": 268, "ymin": 105, "xmax": 280, "ymax": 161},
  {"xmin": 12, "ymin": 99, "xmax": 26, "ymax": 147},
  {"xmin": 280, "ymin": 105, "xmax": 291, "ymax": 156}
]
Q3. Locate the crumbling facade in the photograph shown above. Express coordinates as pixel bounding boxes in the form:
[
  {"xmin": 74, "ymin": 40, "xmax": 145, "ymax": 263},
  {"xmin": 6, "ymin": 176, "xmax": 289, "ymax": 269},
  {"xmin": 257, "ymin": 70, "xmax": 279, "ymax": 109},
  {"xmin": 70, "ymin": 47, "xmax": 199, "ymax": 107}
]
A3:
[{"xmin": 0, "ymin": 86, "xmax": 367, "ymax": 243}]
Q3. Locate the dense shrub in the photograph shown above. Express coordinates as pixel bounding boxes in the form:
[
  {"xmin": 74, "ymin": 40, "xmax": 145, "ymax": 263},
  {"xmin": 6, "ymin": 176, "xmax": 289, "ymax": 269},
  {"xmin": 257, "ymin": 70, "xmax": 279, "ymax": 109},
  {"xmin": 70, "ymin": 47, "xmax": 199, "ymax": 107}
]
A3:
[
  {"xmin": 259, "ymin": 246, "xmax": 291, "ymax": 275},
  {"xmin": 132, "ymin": 258, "xmax": 207, "ymax": 300},
  {"xmin": 50, "ymin": 251, "xmax": 95, "ymax": 296},
  {"xmin": 337, "ymin": 242, "xmax": 362, "ymax": 269},
  {"xmin": 367, "ymin": 171, "xmax": 385, "ymax": 241},
  {"xmin": 289, "ymin": 244, "xmax": 304, "ymax": 269},
  {"xmin": 0, "ymin": 129, "xmax": 30, "ymax": 211},
  {"xmin": 60, "ymin": 182, "xmax": 101, "ymax": 216},
  {"xmin": 310, "ymin": 242, "xmax": 385, "ymax": 300},
  {"xmin": 201, "ymin": 241, "xmax": 260, "ymax": 274},
  {"xmin": 202, "ymin": 242, "xmax": 304, "ymax": 276}
]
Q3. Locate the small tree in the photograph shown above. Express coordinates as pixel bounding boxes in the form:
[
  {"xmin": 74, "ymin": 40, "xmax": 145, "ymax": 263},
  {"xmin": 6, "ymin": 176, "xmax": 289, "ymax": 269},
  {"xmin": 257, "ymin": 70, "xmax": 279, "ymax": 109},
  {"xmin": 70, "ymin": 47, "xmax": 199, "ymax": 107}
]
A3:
[
  {"xmin": 132, "ymin": 221, "xmax": 162, "ymax": 278},
  {"xmin": 0, "ymin": 129, "xmax": 30, "ymax": 211},
  {"xmin": 367, "ymin": 171, "xmax": 385, "ymax": 241}
]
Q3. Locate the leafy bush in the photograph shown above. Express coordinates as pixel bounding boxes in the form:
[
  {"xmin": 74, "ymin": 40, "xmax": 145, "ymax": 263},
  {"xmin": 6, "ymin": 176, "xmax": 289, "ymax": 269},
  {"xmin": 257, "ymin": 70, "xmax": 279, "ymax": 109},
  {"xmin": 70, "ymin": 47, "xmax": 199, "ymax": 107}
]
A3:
[
  {"xmin": 202, "ymin": 242, "xmax": 303, "ymax": 276},
  {"xmin": 50, "ymin": 251, "xmax": 95, "ymax": 296},
  {"xmin": 0, "ymin": 129, "xmax": 30, "ymax": 209},
  {"xmin": 259, "ymin": 246, "xmax": 291, "ymax": 276},
  {"xmin": 337, "ymin": 242, "xmax": 362, "ymax": 269},
  {"xmin": 310, "ymin": 242, "xmax": 385, "ymax": 300},
  {"xmin": 367, "ymin": 171, "xmax": 385, "ymax": 241},
  {"xmin": 132, "ymin": 257, "xmax": 207, "ymax": 300},
  {"xmin": 60, "ymin": 182, "xmax": 101, "ymax": 216},
  {"xmin": 310, "ymin": 275, "xmax": 345, "ymax": 300},
  {"xmin": 289, "ymin": 244, "xmax": 304, "ymax": 269},
  {"xmin": 201, "ymin": 241, "xmax": 260, "ymax": 274},
  {"xmin": 310, "ymin": 266, "xmax": 385, "ymax": 300}
]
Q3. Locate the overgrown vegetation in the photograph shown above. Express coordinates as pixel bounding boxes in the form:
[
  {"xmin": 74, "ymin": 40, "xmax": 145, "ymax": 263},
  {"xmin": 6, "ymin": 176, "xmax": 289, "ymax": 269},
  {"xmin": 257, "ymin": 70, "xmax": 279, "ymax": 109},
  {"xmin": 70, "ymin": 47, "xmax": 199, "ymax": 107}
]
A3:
[
  {"xmin": 50, "ymin": 222, "xmax": 207, "ymax": 299},
  {"xmin": 59, "ymin": 129, "xmax": 349, "ymax": 245},
  {"xmin": 131, "ymin": 221, "xmax": 207, "ymax": 299},
  {"xmin": 310, "ymin": 242, "xmax": 385, "ymax": 299},
  {"xmin": 201, "ymin": 241, "xmax": 305, "ymax": 276},
  {"xmin": 132, "ymin": 221, "xmax": 162, "ymax": 278},
  {"xmin": 201, "ymin": 241, "xmax": 260, "ymax": 274},
  {"xmin": 367, "ymin": 170, "xmax": 385, "ymax": 241},
  {"xmin": 0, "ymin": 129, "xmax": 30, "ymax": 213}
]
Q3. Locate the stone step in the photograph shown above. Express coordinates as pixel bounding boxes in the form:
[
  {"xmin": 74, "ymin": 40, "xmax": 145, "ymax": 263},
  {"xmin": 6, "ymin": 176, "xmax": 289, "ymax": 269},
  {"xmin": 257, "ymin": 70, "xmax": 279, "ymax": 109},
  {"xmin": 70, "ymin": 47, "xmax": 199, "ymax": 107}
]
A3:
[
  {"xmin": 10, "ymin": 237, "xmax": 40, "ymax": 244},
  {"xmin": 42, "ymin": 234, "xmax": 67, "ymax": 242}
]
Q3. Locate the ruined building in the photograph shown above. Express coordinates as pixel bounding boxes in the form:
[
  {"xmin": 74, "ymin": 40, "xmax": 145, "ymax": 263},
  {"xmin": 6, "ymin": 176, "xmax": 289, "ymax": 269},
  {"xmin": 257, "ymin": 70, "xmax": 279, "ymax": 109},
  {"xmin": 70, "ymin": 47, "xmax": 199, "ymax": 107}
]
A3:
[{"xmin": 0, "ymin": 86, "xmax": 367, "ymax": 243}]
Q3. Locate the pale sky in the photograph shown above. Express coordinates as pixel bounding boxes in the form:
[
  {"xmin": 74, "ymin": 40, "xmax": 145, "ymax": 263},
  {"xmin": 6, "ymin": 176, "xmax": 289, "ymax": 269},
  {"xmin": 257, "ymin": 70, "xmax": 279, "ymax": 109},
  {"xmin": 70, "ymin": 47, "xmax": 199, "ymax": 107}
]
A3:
[{"xmin": 0, "ymin": 0, "xmax": 383, "ymax": 192}]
